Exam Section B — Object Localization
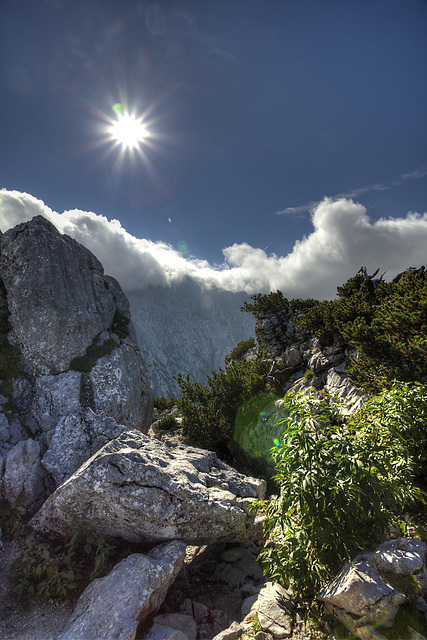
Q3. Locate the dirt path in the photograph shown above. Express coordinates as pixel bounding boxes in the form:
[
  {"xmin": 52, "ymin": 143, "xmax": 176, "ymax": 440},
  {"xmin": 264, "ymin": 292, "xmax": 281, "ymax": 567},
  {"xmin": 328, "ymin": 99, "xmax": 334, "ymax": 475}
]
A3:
[{"xmin": 0, "ymin": 541, "xmax": 73, "ymax": 640}]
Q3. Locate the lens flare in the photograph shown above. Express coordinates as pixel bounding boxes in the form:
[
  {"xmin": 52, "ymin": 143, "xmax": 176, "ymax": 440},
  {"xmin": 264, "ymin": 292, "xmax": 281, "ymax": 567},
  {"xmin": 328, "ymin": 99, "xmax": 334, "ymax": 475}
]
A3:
[{"xmin": 273, "ymin": 438, "xmax": 280, "ymax": 449}]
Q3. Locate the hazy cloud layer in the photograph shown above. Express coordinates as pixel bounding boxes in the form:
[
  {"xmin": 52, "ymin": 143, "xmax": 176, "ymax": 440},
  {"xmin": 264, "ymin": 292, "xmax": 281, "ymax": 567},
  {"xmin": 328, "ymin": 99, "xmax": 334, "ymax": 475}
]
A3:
[{"xmin": 1, "ymin": 189, "xmax": 427, "ymax": 300}]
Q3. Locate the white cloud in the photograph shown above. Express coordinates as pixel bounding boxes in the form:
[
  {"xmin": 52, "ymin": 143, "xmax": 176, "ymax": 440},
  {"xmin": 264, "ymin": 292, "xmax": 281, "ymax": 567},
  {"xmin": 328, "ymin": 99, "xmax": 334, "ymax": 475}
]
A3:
[{"xmin": 1, "ymin": 189, "xmax": 427, "ymax": 300}]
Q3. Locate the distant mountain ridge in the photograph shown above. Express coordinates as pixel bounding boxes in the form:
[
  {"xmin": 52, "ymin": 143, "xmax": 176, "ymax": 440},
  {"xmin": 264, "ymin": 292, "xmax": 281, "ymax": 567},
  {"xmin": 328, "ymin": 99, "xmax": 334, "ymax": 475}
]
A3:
[{"xmin": 126, "ymin": 277, "xmax": 255, "ymax": 397}]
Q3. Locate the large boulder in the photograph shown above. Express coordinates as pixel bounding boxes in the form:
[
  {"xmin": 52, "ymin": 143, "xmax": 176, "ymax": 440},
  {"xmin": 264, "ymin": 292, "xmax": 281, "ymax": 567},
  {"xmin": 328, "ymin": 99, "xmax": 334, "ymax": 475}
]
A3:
[
  {"xmin": 0, "ymin": 215, "xmax": 152, "ymax": 432},
  {"xmin": 30, "ymin": 430, "xmax": 266, "ymax": 545},
  {"xmin": 0, "ymin": 216, "xmax": 153, "ymax": 514},
  {"xmin": 58, "ymin": 540, "xmax": 186, "ymax": 640}
]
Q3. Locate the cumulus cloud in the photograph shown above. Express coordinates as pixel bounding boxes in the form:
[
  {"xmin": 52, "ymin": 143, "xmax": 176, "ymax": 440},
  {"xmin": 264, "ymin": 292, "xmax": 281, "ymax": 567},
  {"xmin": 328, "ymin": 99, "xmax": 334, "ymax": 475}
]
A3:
[{"xmin": 1, "ymin": 189, "xmax": 427, "ymax": 300}]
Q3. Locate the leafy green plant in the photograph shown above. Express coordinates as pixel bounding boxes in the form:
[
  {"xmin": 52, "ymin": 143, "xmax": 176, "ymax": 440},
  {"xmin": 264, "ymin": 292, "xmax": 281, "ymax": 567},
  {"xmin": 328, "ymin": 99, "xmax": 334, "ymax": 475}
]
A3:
[
  {"xmin": 112, "ymin": 310, "xmax": 130, "ymax": 339},
  {"xmin": 296, "ymin": 269, "xmax": 427, "ymax": 392},
  {"xmin": 225, "ymin": 337, "xmax": 256, "ymax": 363},
  {"xmin": 242, "ymin": 290, "xmax": 319, "ymax": 318},
  {"xmin": 348, "ymin": 381, "xmax": 427, "ymax": 476},
  {"xmin": 11, "ymin": 527, "xmax": 118, "ymax": 601},
  {"xmin": 0, "ymin": 293, "xmax": 23, "ymax": 415},
  {"xmin": 258, "ymin": 392, "xmax": 423, "ymax": 597},
  {"xmin": 303, "ymin": 368, "xmax": 315, "ymax": 381},
  {"xmin": 154, "ymin": 396, "xmax": 178, "ymax": 411},
  {"xmin": 175, "ymin": 357, "xmax": 268, "ymax": 450},
  {"xmin": 0, "ymin": 502, "xmax": 26, "ymax": 539},
  {"xmin": 156, "ymin": 414, "xmax": 179, "ymax": 431}
]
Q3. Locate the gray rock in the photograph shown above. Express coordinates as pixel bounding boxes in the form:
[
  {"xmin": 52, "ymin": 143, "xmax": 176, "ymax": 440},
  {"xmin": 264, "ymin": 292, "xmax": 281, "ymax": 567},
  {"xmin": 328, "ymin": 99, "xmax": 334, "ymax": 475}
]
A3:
[
  {"xmin": 30, "ymin": 430, "xmax": 266, "ymax": 544},
  {"xmin": 244, "ymin": 582, "xmax": 293, "ymax": 639},
  {"xmin": 2, "ymin": 439, "xmax": 45, "ymax": 513},
  {"xmin": 58, "ymin": 540, "xmax": 186, "ymax": 640},
  {"xmin": 89, "ymin": 340, "xmax": 152, "ymax": 428},
  {"xmin": 211, "ymin": 621, "xmax": 244, "ymax": 640},
  {"xmin": 152, "ymin": 614, "xmax": 196, "ymax": 640},
  {"xmin": 0, "ymin": 215, "xmax": 153, "ymax": 511},
  {"xmin": 324, "ymin": 367, "xmax": 365, "ymax": 413},
  {"xmin": 1, "ymin": 216, "xmax": 118, "ymax": 375},
  {"xmin": 283, "ymin": 345, "xmax": 303, "ymax": 368},
  {"xmin": 41, "ymin": 410, "xmax": 127, "ymax": 486},
  {"xmin": 307, "ymin": 351, "xmax": 329, "ymax": 373},
  {"xmin": 373, "ymin": 538, "xmax": 426, "ymax": 575},
  {"xmin": 318, "ymin": 556, "xmax": 407, "ymax": 635},
  {"xmin": 145, "ymin": 623, "xmax": 189, "ymax": 640}
]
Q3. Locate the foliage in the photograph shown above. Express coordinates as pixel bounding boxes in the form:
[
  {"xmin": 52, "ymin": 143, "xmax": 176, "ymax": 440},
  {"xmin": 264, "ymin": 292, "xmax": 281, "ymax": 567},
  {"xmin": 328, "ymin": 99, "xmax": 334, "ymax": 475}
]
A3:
[
  {"xmin": 156, "ymin": 413, "xmax": 179, "ymax": 431},
  {"xmin": 296, "ymin": 270, "xmax": 427, "ymax": 392},
  {"xmin": 175, "ymin": 357, "xmax": 269, "ymax": 449},
  {"xmin": 0, "ymin": 502, "xmax": 26, "ymax": 539},
  {"xmin": 347, "ymin": 381, "xmax": 427, "ymax": 475},
  {"xmin": 242, "ymin": 290, "xmax": 319, "ymax": 318},
  {"xmin": 69, "ymin": 336, "xmax": 117, "ymax": 373},
  {"xmin": 0, "ymin": 296, "xmax": 23, "ymax": 414},
  {"xmin": 225, "ymin": 337, "xmax": 256, "ymax": 363},
  {"xmin": 154, "ymin": 396, "xmax": 178, "ymax": 411},
  {"xmin": 303, "ymin": 368, "xmax": 315, "ymax": 381},
  {"xmin": 258, "ymin": 392, "xmax": 423, "ymax": 597},
  {"xmin": 11, "ymin": 527, "xmax": 119, "ymax": 602},
  {"xmin": 112, "ymin": 310, "xmax": 130, "ymax": 339}
]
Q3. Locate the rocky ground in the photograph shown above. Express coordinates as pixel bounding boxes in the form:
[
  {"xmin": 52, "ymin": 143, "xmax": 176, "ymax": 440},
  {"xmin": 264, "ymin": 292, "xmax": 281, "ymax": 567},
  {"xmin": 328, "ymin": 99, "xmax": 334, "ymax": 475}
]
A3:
[{"xmin": 0, "ymin": 539, "xmax": 73, "ymax": 639}]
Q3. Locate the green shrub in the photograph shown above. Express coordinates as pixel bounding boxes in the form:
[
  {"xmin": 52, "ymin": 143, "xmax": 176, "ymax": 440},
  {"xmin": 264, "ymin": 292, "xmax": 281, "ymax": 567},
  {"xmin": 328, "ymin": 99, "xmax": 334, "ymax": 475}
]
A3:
[
  {"xmin": 156, "ymin": 414, "xmax": 179, "ymax": 431},
  {"xmin": 348, "ymin": 381, "xmax": 427, "ymax": 476},
  {"xmin": 69, "ymin": 336, "xmax": 117, "ymax": 373},
  {"xmin": 0, "ymin": 297, "xmax": 23, "ymax": 413},
  {"xmin": 225, "ymin": 337, "xmax": 256, "ymax": 363},
  {"xmin": 258, "ymin": 392, "xmax": 423, "ymax": 597},
  {"xmin": 303, "ymin": 368, "xmax": 315, "ymax": 381},
  {"xmin": 175, "ymin": 357, "xmax": 268, "ymax": 450},
  {"xmin": 154, "ymin": 396, "xmax": 178, "ymax": 411},
  {"xmin": 11, "ymin": 527, "xmax": 119, "ymax": 601},
  {"xmin": 242, "ymin": 291, "xmax": 319, "ymax": 318},
  {"xmin": 296, "ymin": 269, "xmax": 427, "ymax": 392},
  {"xmin": 112, "ymin": 310, "xmax": 130, "ymax": 339}
]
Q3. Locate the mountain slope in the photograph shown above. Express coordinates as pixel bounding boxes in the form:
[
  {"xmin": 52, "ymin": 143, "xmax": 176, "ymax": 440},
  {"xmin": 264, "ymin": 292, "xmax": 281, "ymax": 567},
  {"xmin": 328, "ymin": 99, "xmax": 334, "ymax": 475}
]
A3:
[{"xmin": 126, "ymin": 277, "xmax": 255, "ymax": 397}]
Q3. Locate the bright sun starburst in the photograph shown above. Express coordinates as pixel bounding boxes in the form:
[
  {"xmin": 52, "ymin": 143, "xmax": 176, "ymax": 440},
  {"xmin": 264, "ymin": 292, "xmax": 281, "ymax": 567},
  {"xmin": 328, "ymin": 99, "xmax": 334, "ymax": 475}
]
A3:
[{"xmin": 109, "ymin": 113, "xmax": 147, "ymax": 149}]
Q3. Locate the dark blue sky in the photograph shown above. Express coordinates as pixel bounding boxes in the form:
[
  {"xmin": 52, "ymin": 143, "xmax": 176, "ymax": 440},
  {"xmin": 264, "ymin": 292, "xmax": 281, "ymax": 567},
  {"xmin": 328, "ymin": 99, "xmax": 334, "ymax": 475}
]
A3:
[{"xmin": 1, "ymin": 0, "xmax": 426, "ymax": 265}]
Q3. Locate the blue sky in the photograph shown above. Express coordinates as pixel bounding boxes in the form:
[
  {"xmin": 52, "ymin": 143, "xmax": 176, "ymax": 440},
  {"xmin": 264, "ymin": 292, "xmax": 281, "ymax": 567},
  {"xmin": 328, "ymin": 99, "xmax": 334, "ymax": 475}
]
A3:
[{"xmin": 1, "ymin": 0, "xmax": 427, "ymax": 298}]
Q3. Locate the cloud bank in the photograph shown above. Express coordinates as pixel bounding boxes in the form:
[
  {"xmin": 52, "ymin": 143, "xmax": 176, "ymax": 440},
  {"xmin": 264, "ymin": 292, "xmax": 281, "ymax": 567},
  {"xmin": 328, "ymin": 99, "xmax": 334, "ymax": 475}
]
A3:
[{"xmin": 1, "ymin": 189, "xmax": 426, "ymax": 300}]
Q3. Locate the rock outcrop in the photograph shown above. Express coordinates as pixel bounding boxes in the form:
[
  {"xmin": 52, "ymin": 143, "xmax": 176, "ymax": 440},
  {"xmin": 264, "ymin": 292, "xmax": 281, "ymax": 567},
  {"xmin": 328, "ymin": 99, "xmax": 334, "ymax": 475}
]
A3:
[
  {"xmin": 58, "ymin": 540, "xmax": 186, "ymax": 640},
  {"xmin": 0, "ymin": 216, "xmax": 153, "ymax": 514},
  {"xmin": 254, "ymin": 305, "xmax": 364, "ymax": 413},
  {"xmin": 318, "ymin": 537, "xmax": 427, "ymax": 639},
  {"xmin": 30, "ymin": 430, "xmax": 266, "ymax": 544}
]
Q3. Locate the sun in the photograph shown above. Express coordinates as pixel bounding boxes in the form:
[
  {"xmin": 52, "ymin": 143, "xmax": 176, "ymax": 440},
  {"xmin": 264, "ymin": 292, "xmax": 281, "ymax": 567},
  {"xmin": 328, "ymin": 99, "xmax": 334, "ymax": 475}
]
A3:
[{"xmin": 109, "ymin": 113, "xmax": 147, "ymax": 149}]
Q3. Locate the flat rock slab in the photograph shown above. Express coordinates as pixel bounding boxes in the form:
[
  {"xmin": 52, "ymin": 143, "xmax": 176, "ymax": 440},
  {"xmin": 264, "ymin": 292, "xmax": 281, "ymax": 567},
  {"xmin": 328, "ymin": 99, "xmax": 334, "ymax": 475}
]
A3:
[
  {"xmin": 30, "ymin": 430, "xmax": 266, "ymax": 545},
  {"xmin": 57, "ymin": 540, "xmax": 186, "ymax": 640}
]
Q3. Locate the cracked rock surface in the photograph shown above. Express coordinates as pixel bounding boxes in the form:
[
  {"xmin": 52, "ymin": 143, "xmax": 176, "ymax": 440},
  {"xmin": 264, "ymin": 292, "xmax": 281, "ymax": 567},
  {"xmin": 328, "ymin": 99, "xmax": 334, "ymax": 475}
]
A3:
[
  {"xmin": 57, "ymin": 540, "xmax": 186, "ymax": 640},
  {"xmin": 318, "ymin": 538, "xmax": 427, "ymax": 637},
  {"xmin": 30, "ymin": 430, "xmax": 266, "ymax": 545},
  {"xmin": 0, "ymin": 216, "xmax": 152, "ymax": 514}
]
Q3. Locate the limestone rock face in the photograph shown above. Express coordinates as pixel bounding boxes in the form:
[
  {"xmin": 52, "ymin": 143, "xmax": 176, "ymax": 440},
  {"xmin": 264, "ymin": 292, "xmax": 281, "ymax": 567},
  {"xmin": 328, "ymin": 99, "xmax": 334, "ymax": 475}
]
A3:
[
  {"xmin": 318, "ymin": 538, "xmax": 427, "ymax": 638},
  {"xmin": 30, "ymin": 430, "xmax": 266, "ymax": 544},
  {"xmin": 2, "ymin": 216, "xmax": 118, "ymax": 375},
  {"xmin": 58, "ymin": 540, "xmax": 186, "ymax": 640},
  {"xmin": 0, "ymin": 216, "xmax": 153, "ymax": 514}
]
